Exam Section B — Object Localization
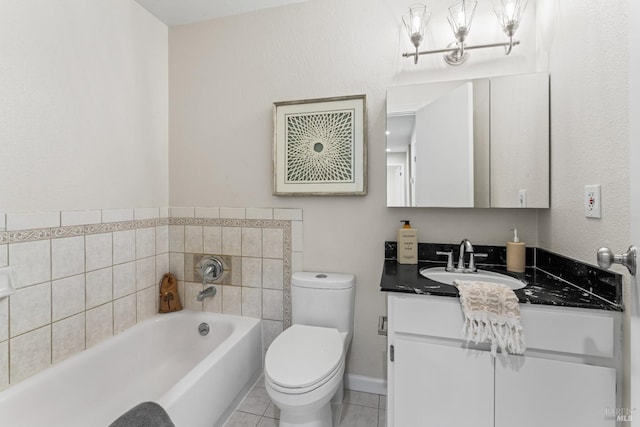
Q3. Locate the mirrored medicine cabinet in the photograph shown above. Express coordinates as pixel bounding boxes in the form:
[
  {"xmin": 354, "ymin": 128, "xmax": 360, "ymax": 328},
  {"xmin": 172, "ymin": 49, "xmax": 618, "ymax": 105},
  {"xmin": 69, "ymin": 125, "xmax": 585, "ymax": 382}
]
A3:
[{"xmin": 386, "ymin": 72, "xmax": 549, "ymax": 208}]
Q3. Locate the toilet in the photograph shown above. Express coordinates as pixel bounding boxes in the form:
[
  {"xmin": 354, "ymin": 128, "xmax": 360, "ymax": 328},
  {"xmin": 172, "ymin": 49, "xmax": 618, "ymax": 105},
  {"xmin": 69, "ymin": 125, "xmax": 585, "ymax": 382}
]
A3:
[{"xmin": 264, "ymin": 272, "xmax": 355, "ymax": 427}]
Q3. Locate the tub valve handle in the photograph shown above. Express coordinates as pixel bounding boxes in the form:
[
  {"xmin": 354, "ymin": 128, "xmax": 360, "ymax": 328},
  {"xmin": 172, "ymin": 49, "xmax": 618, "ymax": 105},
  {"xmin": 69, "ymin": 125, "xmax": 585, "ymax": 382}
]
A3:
[{"xmin": 200, "ymin": 256, "xmax": 224, "ymax": 285}]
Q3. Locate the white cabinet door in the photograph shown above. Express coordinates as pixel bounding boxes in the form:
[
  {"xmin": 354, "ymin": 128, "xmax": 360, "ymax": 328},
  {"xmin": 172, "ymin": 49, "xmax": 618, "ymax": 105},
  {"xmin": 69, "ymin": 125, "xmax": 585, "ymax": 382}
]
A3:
[
  {"xmin": 495, "ymin": 355, "xmax": 616, "ymax": 427},
  {"xmin": 393, "ymin": 338, "xmax": 494, "ymax": 427}
]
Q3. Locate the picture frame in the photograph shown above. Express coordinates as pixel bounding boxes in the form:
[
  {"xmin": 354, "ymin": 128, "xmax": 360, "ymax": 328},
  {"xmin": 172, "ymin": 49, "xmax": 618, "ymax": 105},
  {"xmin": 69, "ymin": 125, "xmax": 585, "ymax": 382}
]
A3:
[{"xmin": 273, "ymin": 94, "xmax": 367, "ymax": 196}]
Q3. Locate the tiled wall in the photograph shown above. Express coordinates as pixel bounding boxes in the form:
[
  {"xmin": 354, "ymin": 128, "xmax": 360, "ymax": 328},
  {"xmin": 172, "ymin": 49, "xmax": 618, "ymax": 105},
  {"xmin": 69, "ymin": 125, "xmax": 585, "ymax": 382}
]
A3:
[
  {"xmin": 166, "ymin": 206, "xmax": 303, "ymax": 356},
  {"xmin": 0, "ymin": 207, "xmax": 302, "ymax": 392}
]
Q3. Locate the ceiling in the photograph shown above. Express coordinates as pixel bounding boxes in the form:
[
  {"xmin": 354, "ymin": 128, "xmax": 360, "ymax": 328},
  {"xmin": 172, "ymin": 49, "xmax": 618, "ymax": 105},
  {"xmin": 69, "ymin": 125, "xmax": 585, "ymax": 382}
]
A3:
[{"xmin": 133, "ymin": 0, "xmax": 311, "ymax": 26}]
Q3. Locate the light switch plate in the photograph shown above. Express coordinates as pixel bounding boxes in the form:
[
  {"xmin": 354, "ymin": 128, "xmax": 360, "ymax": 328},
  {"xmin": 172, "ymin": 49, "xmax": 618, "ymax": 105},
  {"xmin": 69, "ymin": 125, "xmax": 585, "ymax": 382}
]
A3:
[{"xmin": 585, "ymin": 184, "xmax": 601, "ymax": 218}]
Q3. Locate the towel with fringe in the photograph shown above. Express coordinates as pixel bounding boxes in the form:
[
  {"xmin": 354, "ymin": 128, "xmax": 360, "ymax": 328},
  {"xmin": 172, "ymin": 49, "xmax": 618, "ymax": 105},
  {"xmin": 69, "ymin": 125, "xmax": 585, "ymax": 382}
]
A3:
[{"xmin": 453, "ymin": 280, "xmax": 526, "ymax": 357}]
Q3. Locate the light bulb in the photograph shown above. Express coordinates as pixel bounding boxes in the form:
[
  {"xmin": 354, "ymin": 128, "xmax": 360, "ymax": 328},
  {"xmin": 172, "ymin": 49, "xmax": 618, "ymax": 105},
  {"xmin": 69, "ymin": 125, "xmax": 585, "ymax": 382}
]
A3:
[
  {"xmin": 505, "ymin": 3, "xmax": 516, "ymax": 19},
  {"xmin": 411, "ymin": 14, "xmax": 423, "ymax": 34}
]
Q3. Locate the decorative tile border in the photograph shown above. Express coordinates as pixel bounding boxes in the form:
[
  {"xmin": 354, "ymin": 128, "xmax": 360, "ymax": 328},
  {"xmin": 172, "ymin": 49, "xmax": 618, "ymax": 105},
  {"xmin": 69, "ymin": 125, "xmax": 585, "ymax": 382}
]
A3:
[
  {"xmin": 168, "ymin": 217, "xmax": 291, "ymax": 228},
  {"xmin": 1, "ymin": 218, "xmax": 169, "ymax": 245}
]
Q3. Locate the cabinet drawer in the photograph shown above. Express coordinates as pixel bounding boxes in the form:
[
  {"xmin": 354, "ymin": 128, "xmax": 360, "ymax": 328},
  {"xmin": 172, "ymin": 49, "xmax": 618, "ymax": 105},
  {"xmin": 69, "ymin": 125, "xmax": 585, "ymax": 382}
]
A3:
[
  {"xmin": 520, "ymin": 305, "xmax": 615, "ymax": 358},
  {"xmin": 391, "ymin": 294, "xmax": 464, "ymax": 338},
  {"xmin": 390, "ymin": 294, "xmax": 616, "ymax": 358}
]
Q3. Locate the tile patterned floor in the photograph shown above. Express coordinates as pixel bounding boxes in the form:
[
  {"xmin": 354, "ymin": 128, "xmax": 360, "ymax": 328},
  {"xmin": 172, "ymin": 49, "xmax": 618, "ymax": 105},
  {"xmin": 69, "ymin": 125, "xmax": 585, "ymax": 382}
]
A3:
[{"xmin": 223, "ymin": 377, "xmax": 386, "ymax": 427}]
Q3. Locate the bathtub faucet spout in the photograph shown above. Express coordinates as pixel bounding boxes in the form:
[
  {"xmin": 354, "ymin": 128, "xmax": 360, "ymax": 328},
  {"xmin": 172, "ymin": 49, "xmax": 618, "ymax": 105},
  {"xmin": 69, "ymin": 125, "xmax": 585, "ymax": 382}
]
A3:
[{"xmin": 197, "ymin": 286, "xmax": 217, "ymax": 301}]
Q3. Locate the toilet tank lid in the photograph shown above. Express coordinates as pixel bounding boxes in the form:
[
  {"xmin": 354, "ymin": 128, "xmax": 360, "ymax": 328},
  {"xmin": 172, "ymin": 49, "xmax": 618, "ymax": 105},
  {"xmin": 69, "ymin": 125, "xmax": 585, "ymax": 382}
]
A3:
[{"xmin": 292, "ymin": 272, "xmax": 355, "ymax": 289}]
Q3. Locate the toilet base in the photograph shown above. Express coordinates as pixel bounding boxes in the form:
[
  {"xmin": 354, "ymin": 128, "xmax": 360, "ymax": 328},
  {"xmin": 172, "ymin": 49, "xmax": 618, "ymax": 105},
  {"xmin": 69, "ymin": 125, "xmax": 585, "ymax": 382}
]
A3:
[
  {"xmin": 330, "ymin": 379, "xmax": 344, "ymax": 426},
  {"xmin": 266, "ymin": 377, "xmax": 345, "ymax": 427},
  {"xmin": 330, "ymin": 400, "xmax": 343, "ymax": 427},
  {"xmin": 279, "ymin": 401, "xmax": 332, "ymax": 427}
]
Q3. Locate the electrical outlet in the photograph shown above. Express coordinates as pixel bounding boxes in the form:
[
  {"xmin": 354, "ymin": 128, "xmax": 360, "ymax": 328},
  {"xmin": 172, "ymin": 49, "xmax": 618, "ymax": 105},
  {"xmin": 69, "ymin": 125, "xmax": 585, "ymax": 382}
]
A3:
[{"xmin": 584, "ymin": 184, "xmax": 601, "ymax": 218}]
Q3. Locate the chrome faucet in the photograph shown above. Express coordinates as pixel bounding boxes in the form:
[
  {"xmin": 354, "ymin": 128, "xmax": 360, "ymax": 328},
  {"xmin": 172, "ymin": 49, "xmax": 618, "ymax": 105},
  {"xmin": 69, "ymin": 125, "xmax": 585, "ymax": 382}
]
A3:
[
  {"xmin": 197, "ymin": 286, "xmax": 217, "ymax": 301},
  {"xmin": 197, "ymin": 256, "xmax": 223, "ymax": 301},
  {"xmin": 437, "ymin": 239, "xmax": 488, "ymax": 274},
  {"xmin": 457, "ymin": 239, "xmax": 475, "ymax": 272}
]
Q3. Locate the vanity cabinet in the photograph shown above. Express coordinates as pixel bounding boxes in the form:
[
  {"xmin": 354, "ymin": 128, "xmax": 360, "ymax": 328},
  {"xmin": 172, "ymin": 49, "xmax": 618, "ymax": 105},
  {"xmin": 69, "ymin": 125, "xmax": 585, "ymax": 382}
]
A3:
[
  {"xmin": 394, "ymin": 338, "xmax": 494, "ymax": 427},
  {"xmin": 386, "ymin": 294, "xmax": 619, "ymax": 427},
  {"xmin": 494, "ymin": 356, "xmax": 616, "ymax": 427}
]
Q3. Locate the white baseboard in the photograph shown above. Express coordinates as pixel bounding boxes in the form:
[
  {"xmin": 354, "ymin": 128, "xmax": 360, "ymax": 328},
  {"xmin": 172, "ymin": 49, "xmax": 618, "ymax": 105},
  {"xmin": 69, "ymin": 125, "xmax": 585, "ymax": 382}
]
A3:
[{"xmin": 345, "ymin": 374, "xmax": 387, "ymax": 396}]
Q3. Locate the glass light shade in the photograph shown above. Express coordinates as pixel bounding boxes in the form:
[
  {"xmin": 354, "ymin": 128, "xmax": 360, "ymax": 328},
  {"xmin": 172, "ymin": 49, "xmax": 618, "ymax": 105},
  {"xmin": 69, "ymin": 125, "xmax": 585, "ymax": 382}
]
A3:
[
  {"xmin": 447, "ymin": 0, "xmax": 477, "ymax": 43},
  {"xmin": 494, "ymin": 0, "xmax": 528, "ymax": 37},
  {"xmin": 403, "ymin": 3, "xmax": 430, "ymax": 48}
]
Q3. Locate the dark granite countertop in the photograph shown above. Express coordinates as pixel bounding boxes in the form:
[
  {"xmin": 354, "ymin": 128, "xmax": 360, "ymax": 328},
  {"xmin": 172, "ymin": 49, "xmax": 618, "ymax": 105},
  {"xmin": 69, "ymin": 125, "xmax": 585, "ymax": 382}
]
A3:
[{"xmin": 380, "ymin": 244, "xmax": 623, "ymax": 312}]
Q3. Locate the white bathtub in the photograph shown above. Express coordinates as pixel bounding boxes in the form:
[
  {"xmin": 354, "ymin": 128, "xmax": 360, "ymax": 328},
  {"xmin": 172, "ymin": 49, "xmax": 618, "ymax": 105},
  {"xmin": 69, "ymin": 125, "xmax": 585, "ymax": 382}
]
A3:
[{"xmin": 0, "ymin": 310, "xmax": 262, "ymax": 427}]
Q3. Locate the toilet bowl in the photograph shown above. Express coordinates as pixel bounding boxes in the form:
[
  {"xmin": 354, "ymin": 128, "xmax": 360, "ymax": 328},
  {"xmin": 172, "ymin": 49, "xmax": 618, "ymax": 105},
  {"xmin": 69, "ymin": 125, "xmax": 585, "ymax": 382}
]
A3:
[
  {"xmin": 264, "ymin": 272, "xmax": 355, "ymax": 427},
  {"xmin": 265, "ymin": 325, "xmax": 347, "ymax": 427}
]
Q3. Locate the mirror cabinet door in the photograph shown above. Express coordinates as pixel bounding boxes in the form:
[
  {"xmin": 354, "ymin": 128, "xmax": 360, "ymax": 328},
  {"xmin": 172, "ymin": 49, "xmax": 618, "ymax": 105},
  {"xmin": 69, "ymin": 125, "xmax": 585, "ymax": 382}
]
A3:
[
  {"xmin": 490, "ymin": 73, "xmax": 550, "ymax": 208},
  {"xmin": 386, "ymin": 72, "xmax": 549, "ymax": 208},
  {"xmin": 414, "ymin": 82, "xmax": 474, "ymax": 207}
]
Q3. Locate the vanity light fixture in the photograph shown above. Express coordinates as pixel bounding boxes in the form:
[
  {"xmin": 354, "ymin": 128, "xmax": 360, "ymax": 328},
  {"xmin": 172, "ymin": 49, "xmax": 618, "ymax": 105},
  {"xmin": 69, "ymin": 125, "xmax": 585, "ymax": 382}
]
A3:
[
  {"xmin": 444, "ymin": 0, "xmax": 477, "ymax": 65},
  {"xmin": 403, "ymin": 3, "xmax": 430, "ymax": 64},
  {"xmin": 402, "ymin": 0, "xmax": 528, "ymax": 65}
]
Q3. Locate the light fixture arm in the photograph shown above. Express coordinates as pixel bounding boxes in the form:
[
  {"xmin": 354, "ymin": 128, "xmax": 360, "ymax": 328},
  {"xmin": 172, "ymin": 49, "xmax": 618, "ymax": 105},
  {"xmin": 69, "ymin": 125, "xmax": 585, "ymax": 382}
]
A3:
[
  {"xmin": 504, "ymin": 36, "xmax": 514, "ymax": 55},
  {"xmin": 403, "ymin": 3, "xmax": 430, "ymax": 65},
  {"xmin": 409, "ymin": 33, "xmax": 423, "ymax": 64},
  {"xmin": 402, "ymin": 39, "xmax": 520, "ymax": 62}
]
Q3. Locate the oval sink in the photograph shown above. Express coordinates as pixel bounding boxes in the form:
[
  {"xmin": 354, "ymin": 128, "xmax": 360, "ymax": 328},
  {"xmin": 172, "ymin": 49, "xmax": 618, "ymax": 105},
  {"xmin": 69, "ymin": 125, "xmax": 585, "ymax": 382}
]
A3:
[{"xmin": 419, "ymin": 267, "xmax": 526, "ymax": 290}]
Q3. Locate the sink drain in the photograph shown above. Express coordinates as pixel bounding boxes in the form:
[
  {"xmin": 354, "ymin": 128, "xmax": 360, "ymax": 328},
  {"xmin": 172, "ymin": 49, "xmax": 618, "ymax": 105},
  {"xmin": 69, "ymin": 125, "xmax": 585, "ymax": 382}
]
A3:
[{"xmin": 198, "ymin": 322, "xmax": 210, "ymax": 336}]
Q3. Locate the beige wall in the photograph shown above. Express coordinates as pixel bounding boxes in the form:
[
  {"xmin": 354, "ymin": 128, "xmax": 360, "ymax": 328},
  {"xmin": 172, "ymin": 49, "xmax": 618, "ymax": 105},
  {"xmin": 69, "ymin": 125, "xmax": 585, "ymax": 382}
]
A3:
[
  {"xmin": 169, "ymin": 0, "xmax": 543, "ymax": 380},
  {"xmin": 537, "ymin": 0, "xmax": 629, "ymax": 264},
  {"xmin": 0, "ymin": 0, "xmax": 169, "ymax": 212}
]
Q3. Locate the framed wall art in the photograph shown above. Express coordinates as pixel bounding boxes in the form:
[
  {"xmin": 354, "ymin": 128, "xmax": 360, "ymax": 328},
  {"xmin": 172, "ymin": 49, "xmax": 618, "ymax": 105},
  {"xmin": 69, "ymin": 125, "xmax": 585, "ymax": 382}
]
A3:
[{"xmin": 273, "ymin": 94, "xmax": 367, "ymax": 196}]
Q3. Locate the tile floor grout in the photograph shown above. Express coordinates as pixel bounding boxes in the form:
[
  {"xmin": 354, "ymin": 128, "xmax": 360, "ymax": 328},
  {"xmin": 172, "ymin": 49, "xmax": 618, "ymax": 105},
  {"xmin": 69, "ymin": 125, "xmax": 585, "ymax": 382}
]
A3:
[{"xmin": 224, "ymin": 377, "xmax": 387, "ymax": 427}]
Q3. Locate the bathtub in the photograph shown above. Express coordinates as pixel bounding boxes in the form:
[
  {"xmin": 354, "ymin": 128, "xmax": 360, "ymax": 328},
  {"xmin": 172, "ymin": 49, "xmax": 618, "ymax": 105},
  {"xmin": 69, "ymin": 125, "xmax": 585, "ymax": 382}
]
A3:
[{"xmin": 0, "ymin": 310, "xmax": 262, "ymax": 427}]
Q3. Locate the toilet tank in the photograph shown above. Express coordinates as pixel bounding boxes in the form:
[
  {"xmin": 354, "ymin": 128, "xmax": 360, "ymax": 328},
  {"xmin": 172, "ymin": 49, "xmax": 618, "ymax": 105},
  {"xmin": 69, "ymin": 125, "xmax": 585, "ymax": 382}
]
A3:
[{"xmin": 291, "ymin": 272, "xmax": 355, "ymax": 335}]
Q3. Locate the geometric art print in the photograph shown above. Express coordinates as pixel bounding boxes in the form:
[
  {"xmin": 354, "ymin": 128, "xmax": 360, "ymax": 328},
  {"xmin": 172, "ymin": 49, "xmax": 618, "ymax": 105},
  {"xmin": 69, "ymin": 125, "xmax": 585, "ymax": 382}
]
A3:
[
  {"xmin": 285, "ymin": 110, "xmax": 355, "ymax": 183},
  {"xmin": 273, "ymin": 94, "xmax": 366, "ymax": 196}
]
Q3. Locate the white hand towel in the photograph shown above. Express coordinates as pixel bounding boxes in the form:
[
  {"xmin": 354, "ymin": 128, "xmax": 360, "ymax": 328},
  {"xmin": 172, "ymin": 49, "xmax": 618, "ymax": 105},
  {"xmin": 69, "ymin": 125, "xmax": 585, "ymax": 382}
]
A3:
[{"xmin": 453, "ymin": 280, "xmax": 526, "ymax": 357}]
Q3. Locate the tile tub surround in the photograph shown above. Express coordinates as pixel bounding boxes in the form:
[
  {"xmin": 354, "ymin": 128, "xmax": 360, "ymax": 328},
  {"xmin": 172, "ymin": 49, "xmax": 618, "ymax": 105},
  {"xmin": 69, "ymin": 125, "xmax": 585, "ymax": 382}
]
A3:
[
  {"xmin": 0, "ymin": 210, "xmax": 169, "ymax": 391},
  {"xmin": 381, "ymin": 242, "xmax": 623, "ymax": 311},
  {"xmin": 167, "ymin": 213, "xmax": 301, "ymax": 354},
  {"xmin": 0, "ymin": 207, "xmax": 303, "ymax": 392}
]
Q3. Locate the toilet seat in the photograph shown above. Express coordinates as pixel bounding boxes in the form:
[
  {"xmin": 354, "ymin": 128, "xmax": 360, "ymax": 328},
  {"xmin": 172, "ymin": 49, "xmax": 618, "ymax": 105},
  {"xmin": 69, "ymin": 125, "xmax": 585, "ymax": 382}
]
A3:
[
  {"xmin": 265, "ymin": 325, "xmax": 344, "ymax": 393},
  {"xmin": 266, "ymin": 359, "xmax": 344, "ymax": 396}
]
